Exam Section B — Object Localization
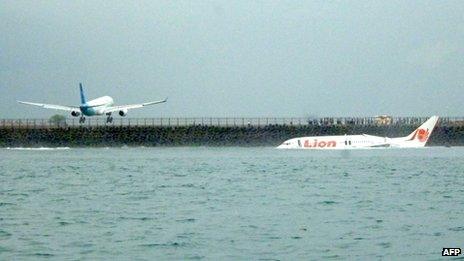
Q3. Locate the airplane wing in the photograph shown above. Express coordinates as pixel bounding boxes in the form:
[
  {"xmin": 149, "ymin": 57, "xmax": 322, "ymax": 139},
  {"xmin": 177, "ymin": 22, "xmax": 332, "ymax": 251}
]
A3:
[
  {"xmin": 362, "ymin": 134, "xmax": 383, "ymax": 139},
  {"xmin": 370, "ymin": 143, "xmax": 391, "ymax": 148},
  {"xmin": 17, "ymin": 101, "xmax": 78, "ymax": 111},
  {"xmin": 362, "ymin": 134, "xmax": 391, "ymax": 147},
  {"xmin": 102, "ymin": 98, "xmax": 167, "ymax": 113}
]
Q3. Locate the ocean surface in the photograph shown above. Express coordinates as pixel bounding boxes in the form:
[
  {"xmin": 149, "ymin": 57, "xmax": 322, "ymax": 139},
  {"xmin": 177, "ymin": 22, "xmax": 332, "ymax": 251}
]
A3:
[{"xmin": 1, "ymin": 147, "xmax": 463, "ymax": 260}]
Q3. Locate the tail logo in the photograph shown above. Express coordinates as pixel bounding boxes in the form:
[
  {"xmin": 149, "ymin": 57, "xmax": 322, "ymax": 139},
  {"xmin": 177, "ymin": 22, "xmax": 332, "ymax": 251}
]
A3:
[{"xmin": 417, "ymin": 129, "xmax": 429, "ymax": 142}]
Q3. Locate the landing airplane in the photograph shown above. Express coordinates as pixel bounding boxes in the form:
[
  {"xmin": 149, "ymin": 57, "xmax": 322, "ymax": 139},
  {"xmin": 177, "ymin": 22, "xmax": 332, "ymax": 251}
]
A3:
[
  {"xmin": 277, "ymin": 116, "xmax": 439, "ymax": 149},
  {"xmin": 18, "ymin": 83, "xmax": 167, "ymax": 123}
]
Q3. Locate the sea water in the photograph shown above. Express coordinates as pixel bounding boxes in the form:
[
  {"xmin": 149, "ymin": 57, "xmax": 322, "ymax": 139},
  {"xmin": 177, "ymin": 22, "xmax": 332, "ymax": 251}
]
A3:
[{"xmin": 1, "ymin": 147, "xmax": 463, "ymax": 260}]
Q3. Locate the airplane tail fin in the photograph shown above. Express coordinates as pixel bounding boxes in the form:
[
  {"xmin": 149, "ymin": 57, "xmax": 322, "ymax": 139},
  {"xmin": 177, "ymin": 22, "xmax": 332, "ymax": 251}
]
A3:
[
  {"xmin": 79, "ymin": 83, "xmax": 87, "ymax": 105},
  {"xmin": 402, "ymin": 116, "xmax": 439, "ymax": 146}
]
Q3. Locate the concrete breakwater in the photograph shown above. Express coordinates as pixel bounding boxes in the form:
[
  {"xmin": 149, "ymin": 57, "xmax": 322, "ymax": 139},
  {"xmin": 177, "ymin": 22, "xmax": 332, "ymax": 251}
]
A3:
[{"xmin": 1, "ymin": 122, "xmax": 463, "ymax": 147}]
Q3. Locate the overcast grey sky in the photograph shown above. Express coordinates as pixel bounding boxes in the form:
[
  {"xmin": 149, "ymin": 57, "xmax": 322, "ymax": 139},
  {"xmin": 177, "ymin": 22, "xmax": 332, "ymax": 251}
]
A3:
[{"xmin": 1, "ymin": 0, "xmax": 463, "ymax": 118}]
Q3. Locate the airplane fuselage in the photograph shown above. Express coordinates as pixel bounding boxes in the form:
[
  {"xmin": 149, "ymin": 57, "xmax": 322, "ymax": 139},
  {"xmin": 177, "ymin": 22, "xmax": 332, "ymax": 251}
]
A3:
[
  {"xmin": 79, "ymin": 96, "xmax": 114, "ymax": 116},
  {"xmin": 277, "ymin": 135, "xmax": 389, "ymax": 149}
]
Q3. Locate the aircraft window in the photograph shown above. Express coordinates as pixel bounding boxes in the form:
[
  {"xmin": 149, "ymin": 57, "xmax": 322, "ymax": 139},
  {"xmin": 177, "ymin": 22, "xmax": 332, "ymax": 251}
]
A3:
[
  {"xmin": 344, "ymin": 141, "xmax": 347, "ymax": 145},
  {"xmin": 349, "ymin": 141, "xmax": 352, "ymax": 145},
  {"xmin": 297, "ymin": 140, "xmax": 301, "ymax": 147}
]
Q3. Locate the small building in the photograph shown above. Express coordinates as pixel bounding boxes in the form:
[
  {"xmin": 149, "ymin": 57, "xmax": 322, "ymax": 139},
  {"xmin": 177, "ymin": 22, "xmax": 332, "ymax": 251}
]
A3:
[{"xmin": 375, "ymin": 115, "xmax": 393, "ymax": 125}]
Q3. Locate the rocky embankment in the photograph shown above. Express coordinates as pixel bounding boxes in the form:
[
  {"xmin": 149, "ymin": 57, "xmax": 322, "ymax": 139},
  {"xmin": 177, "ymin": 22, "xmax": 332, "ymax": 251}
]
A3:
[{"xmin": 1, "ymin": 124, "xmax": 463, "ymax": 147}]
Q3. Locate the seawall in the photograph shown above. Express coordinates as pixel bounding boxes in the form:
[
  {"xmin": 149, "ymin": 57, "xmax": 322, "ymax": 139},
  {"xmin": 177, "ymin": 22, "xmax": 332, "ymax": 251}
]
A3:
[{"xmin": 1, "ymin": 123, "xmax": 463, "ymax": 147}]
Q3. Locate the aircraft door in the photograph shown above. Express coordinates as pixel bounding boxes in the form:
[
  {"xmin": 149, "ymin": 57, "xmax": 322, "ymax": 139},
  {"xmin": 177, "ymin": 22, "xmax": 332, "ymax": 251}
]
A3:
[{"xmin": 344, "ymin": 139, "xmax": 351, "ymax": 147}]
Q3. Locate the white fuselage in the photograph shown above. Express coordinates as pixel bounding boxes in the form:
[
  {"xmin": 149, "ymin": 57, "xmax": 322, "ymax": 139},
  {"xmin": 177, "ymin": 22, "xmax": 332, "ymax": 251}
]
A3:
[
  {"xmin": 80, "ymin": 96, "xmax": 114, "ymax": 116},
  {"xmin": 277, "ymin": 135, "xmax": 390, "ymax": 150}
]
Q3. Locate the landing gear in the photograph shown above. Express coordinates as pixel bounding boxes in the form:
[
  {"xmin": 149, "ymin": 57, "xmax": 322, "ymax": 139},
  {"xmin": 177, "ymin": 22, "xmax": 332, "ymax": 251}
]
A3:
[
  {"xmin": 106, "ymin": 113, "xmax": 113, "ymax": 123},
  {"xmin": 79, "ymin": 117, "xmax": 86, "ymax": 124}
]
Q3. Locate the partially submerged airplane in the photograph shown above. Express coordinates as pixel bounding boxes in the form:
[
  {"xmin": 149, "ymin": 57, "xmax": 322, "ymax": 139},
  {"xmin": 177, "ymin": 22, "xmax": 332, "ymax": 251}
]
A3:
[
  {"xmin": 18, "ymin": 83, "xmax": 167, "ymax": 123},
  {"xmin": 277, "ymin": 116, "xmax": 439, "ymax": 149}
]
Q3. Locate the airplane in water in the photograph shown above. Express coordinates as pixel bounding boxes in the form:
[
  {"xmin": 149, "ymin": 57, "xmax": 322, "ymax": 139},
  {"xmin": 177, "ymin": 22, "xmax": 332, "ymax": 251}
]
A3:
[
  {"xmin": 277, "ymin": 116, "xmax": 439, "ymax": 149},
  {"xmin": 18, "ymin": 83, "xmax": 167, "ymax": 123}
]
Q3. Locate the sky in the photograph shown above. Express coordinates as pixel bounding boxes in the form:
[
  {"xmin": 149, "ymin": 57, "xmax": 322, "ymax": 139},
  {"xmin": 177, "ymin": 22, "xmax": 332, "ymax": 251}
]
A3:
[{"xmin": 1, "ymin": 0, "xmax": 463, "ymax": 118}]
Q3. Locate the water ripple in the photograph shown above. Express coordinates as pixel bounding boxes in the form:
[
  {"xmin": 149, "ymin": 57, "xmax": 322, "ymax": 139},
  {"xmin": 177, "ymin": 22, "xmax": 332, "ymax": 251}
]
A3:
[{"xmin": 0, "ymin": 147, "xmax": 463, "ymax": 260}]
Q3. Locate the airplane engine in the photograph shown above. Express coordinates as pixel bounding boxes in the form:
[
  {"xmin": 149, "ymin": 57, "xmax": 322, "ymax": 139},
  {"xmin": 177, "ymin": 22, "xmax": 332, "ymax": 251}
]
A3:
[
  {"xmin": 119, "ymin": 109, "xmax": 128, "ymax": 117},
  {"xmin": 71, "ymin": 111, "xmax": 81, "ymax": 117}
]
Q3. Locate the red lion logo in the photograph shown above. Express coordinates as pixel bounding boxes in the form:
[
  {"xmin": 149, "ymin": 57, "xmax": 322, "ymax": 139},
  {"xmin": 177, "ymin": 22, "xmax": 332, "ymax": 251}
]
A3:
[{"xmin": 417, "ymin": 129, "xmax": 429, "ymax": 142}]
